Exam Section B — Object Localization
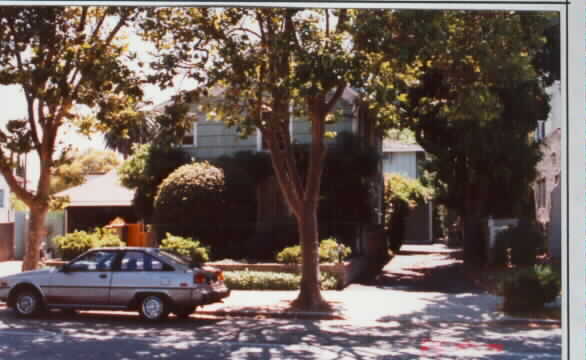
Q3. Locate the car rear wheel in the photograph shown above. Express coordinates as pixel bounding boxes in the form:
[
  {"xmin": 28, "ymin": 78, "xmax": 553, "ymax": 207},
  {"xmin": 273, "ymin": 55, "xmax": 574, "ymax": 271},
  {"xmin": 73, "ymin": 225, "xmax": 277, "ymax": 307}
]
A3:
[
  {"xmin": 139, "ymin": 295, "xmax": 169, "ymax": 321},
  {"xmin": 174, "ymin": 306, "xmax": 195, "ymax": 319},
  {"xmin": 14, "ymin": 290, "xmax": 43, "ymax": 317}
]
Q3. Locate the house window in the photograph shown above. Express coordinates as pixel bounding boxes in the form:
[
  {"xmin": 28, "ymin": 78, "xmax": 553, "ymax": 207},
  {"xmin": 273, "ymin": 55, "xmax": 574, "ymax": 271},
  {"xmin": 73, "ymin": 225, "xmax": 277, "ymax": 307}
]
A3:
[
  {"xmin": 182, "ymin": 122, "xmax": 197, "ymax": 146},
  {"xmin": 0, "ymin": 189, "xmax": 4, "ymax": 208},
  {"xmin": 535, "ymin": 120, "xmax": 546, "ymax": 141},
  {"xmin": 536, "ymin": 178, "xmax": 546, "ymax": 208}
]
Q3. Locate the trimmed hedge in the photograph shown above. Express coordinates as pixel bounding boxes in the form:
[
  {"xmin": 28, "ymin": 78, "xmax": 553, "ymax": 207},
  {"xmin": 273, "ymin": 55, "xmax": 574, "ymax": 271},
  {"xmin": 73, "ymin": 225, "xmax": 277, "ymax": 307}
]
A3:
[{"xmin": 224, "ymin": 270, "xmax": 339, "ymax": 290}]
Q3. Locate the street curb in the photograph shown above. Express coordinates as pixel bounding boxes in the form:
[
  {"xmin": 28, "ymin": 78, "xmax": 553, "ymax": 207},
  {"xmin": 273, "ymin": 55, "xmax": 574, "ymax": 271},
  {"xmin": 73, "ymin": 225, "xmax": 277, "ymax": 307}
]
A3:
[{"xmin": 197, "ymin": 309, "xmax": 345, "ymax": 320}]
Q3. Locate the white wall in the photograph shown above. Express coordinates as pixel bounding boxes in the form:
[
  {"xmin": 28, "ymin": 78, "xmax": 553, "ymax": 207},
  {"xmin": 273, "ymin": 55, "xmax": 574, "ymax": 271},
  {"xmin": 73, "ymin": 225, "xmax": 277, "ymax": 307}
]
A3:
[{"xmin": 382, "ymin": 152, "xmax": 418, "ymax": 179}]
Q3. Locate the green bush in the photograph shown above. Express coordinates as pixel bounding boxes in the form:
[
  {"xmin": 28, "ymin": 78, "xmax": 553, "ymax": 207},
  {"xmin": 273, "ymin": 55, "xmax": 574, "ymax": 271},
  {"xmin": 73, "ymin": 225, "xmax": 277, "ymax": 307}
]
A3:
[
  {"xmin": 319, "ymin": 238, "xmax": 352, "ymax": 263},
  {"xmin": 275, "ymin": 245, "xmax": 301, "ymax": 264},
  {"xmin": 160, "ymin": 233, "xmax": 210, "ymax": 265},
  {"xmin": 498, "ymin": 265, "xmax": 561, "ymax": 312},
  {"xmin": 92, "ymin": 228, "xmax": 126, "ymax": 248},
  {"xmin": 383, "ymin": 174, "xmax": 433, "ymax": 253},
  {"xmin": 224, "ymin": 270, "xmax": 338, "ymax": 290},
  {"xmin": 53, "ymin": 228, "xmax": 126, "ymax": 260},
  {"xmin": 275, "ymin": 238, "xmax": 351, "ymax": 264},
  {"xmin": 496, "ymin": 220, "xmax": 544, "ymax": 266},
  {"xmin": 54, "ymin": 231, "xmax": 94, "ymax": 260},
  {"xmin": 153, "ymin": 162, "xmax": 226, "ymax": 245}
]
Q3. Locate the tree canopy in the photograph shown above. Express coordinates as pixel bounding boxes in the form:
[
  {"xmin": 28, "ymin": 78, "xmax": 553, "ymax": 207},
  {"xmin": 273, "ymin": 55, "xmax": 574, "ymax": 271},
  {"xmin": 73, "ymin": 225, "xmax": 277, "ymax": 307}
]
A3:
[{"xmin": 0, "ymin": 7, "xmax": 146, "ymax": 270}]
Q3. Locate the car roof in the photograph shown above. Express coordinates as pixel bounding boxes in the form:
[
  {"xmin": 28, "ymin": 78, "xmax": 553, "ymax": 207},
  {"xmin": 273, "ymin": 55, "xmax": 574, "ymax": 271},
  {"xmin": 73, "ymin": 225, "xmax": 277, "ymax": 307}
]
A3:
[{"xmin": 92, "ymin": 247, "xmax": 158, "ymax": 252}]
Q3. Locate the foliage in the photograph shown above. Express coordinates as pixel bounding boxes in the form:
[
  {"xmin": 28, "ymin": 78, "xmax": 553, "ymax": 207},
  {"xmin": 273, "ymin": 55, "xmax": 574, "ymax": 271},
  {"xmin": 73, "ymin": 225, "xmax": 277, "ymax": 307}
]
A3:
[
  {"xmin": 498, "ymin": 265, "xmax": 560, "ymax": 312},
  {"xmin": 141, "ymin": 7, "xmax": 439, "ymax": 308},
  {"xmin": 275, "ymin": 245, "xmax": 301, "ymax": 264},
  {"xmin": 103, "ymin": 101, "xmax": 193, "ymax": 158},
  {"xmin": 153, "ymin": 162, "xmax": 225, "ymax": 245},
  {"xmin": 319, "ymin": 238, "xmax": 352, "ymax": 263},
  {"xmin": 276, "ymin": 238, "xmax": 351, "ymax": 264},
  {"xmin": 383, "ymin": 174, "xmax": 433, "ymax": 252},
  {"xmin": 494, "ymin": 220, "xmax": 544, "ymax": 266},
  {"xmin": 51, "ymin": 149, "xmax": 121, "ymax": 194},
  {"xmin": 10, "ymin": 194, "xmax": 28, "ymax": 212},
  {"xmin": 398, "ymin": 12, "xmax": 556, "ymax": 263},
  {"xmin": 53, "ymin": 231, "xmax": 94, "ymax": 261},
  {"xmin": 118, "ymin": 143, "xmax": 191, "ymax": 221},
  {"xmin": 53, "ymin": 227, "xmax": 125, "ymax": 260},
  {"xmin": 224, "ymin": 270, "xmax": 339, "ymax": 290},
  {"xmin": 159, "ymin": 233, "xmax": 210, "ymax": 265},
  {"xmin": 0, "ymin": 7, "xmax": 145, "ymax": 270}
]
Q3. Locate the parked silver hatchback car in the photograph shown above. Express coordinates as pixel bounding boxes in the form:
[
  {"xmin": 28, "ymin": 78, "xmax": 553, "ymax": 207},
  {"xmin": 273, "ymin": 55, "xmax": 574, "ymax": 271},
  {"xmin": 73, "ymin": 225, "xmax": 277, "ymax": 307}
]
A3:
[{"xmin": 0, "ymin": 247, "xmax": 230, "ymax": 321}]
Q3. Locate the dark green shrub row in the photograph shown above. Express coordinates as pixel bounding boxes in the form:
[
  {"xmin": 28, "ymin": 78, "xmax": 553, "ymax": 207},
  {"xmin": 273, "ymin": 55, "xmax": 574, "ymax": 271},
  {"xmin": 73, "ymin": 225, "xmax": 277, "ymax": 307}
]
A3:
[
  {"xmin": 497, "ymin": 264, "xmax": 560, "ymax": 312},
  {"xmin": 53, "ymin": 228, "xmax": 126, "ymax": 260},
  {"xmin": 493, "ymin": 220, "xmax": 545, "ymax": 266},
  {"xmin": 224, "ymin": 270, "xmax": 339, "ymax": 290},
  {"xmin": 275, "ymin": 238, "xmax": 352, "ymax": 264},
  {"xmin": 159, "ymin": 233, "xmax": 210, "ymax": 265}
]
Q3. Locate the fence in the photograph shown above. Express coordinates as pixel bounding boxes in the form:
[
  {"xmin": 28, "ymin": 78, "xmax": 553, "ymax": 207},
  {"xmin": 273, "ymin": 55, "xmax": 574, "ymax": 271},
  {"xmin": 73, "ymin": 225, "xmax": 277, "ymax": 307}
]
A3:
[{"xmin": 0, "ymin": 223, "xmax": 14, "ymax": 261}]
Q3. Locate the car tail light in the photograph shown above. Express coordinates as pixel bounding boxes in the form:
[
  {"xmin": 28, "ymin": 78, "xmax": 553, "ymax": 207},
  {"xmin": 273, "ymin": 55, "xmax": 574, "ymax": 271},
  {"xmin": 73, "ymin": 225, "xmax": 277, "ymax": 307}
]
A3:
[
  {"xmin": 217, "ymin": 271, "xmax": 224, "ymax": 282},
  {"xmin": 0, "ymin": 281, "xmax": 7, "ymax": 288},
  {"xmin": 194, "ymin": 273, "xmax": 207, "ymax": 284}
]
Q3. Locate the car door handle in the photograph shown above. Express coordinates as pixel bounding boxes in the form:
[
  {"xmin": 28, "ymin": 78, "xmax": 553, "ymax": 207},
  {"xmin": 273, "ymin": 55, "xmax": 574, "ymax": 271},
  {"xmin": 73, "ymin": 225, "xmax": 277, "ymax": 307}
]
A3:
[{"xmin": 99, "ymin": 274, "xmax": 108, "ymax": 279}]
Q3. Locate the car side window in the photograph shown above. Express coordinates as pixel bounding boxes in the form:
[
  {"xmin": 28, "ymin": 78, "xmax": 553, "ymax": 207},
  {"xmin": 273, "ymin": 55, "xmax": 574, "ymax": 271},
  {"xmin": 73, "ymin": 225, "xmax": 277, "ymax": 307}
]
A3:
[
  {"xmin": 121, "ymin": 251, "xmax": 144, "ymax": 271},
  {"xmin": 70, "ymin": 251, "xmax": 115, "ymax": 271}
]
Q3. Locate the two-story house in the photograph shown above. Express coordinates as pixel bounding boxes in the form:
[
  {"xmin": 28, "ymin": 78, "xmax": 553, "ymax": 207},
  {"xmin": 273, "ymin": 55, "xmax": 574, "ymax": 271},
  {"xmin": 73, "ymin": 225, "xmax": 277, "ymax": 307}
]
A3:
[{"xmin": 155, "ymin": 87, "xmax": 383, "ymax": 255}]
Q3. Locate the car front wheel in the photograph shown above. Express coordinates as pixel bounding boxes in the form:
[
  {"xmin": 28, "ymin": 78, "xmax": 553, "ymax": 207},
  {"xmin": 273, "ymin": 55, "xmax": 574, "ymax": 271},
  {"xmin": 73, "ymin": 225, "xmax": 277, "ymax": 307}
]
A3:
[
  {"xmin": 139, "ymin": 295, "xmax": 169, "ymax": 321},
  {"xmin": 14, "ymin": 290, "xmax": 43, "ymax": 317}
]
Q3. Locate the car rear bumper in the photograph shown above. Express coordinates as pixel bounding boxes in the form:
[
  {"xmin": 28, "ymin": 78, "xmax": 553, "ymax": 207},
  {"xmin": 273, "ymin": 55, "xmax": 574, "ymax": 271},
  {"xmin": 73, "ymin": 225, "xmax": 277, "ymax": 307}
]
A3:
[
  {"xmin": 193, "ymin": 284, "xmax": 230, "ymax": 306},
  {"xmin": 0, "ymin": 288, "xmax": 9, "ymax": 303}
]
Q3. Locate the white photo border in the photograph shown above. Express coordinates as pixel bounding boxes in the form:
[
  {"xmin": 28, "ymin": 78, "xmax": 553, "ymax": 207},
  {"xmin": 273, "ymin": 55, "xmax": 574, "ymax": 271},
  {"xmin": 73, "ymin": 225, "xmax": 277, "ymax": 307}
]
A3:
[{"xmin": 1, "ymin": 1, "xmax": 583, "ymax": 359}]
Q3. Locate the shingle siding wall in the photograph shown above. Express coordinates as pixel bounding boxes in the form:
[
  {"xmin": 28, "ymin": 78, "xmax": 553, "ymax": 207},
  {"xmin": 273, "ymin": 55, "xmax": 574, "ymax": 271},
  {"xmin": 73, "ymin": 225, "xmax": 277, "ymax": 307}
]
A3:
[{"xmin": 186, "ymin": 99, "xmax": 357, "ymax": 159}]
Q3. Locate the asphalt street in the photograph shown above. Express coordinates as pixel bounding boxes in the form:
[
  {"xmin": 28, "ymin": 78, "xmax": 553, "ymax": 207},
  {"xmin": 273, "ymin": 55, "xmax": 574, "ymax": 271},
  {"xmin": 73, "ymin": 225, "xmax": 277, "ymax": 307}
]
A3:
[{"xmin": 0, "ymin": 306, "xmax": 561, "ymax": 359}]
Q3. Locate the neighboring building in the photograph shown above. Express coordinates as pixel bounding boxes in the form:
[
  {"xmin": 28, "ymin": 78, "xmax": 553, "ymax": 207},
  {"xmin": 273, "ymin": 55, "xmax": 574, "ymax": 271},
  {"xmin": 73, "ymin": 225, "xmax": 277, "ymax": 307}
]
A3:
[
  {"xmin": 532, "ymin": 81, "xmax": 562, "ymax": 260},
  {"xmin": 382, "ymin": 140, "xmax": 433, "ymax": 244},
  {"xmin": 0, "ymin": 175, "xmax": 14, "ymax": 223},
  {"xmin": 55, "ymin": 170, "xmax": 137, "ymax": 234}
]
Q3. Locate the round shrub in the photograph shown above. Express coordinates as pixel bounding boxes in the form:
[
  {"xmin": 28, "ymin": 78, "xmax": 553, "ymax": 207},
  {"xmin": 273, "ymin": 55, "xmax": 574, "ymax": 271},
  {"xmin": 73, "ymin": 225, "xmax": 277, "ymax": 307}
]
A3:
[
  {"xmin": 160, "ymin": 233, "xmax": 210, "ymax": 265},
  {"xmin": 154, "ymin": 162, "xmax": 226, "ymax": 244},
  {"xmin": 53, "ymin": 231, "xmax": 94, "ymax": 260}
]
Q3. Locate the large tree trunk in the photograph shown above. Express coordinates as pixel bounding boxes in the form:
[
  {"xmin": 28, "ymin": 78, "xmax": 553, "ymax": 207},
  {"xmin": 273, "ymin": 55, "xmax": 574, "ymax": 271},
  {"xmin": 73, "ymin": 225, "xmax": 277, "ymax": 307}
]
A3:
[
  {"xmin": 292, "ymin": 208, "xmax": 327, "ymax": 310},
  {"xmin": 21, "ymin": 205, "xmax": 49, "ymax": 271},
  {"xmin": 462, "ymin": 182, "xmax": 488, "ymax": 266}
]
